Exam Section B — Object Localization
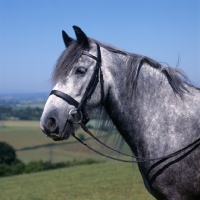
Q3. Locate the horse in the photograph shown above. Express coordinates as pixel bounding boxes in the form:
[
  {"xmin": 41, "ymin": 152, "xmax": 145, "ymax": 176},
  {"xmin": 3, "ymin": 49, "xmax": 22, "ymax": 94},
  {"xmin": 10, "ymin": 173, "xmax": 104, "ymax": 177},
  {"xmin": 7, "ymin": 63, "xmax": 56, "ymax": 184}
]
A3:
[{"xmin": 40, "ymin": 26, "xmax": 200, "ymax": 200}]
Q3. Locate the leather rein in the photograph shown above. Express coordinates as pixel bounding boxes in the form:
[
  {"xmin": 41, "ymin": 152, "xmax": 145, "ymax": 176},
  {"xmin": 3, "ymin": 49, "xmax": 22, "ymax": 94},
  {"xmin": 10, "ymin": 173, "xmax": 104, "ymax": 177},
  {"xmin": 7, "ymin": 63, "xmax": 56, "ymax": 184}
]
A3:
[{"xmin": 50, "ymin": 43, "xmax": 200, "ymax": 163}]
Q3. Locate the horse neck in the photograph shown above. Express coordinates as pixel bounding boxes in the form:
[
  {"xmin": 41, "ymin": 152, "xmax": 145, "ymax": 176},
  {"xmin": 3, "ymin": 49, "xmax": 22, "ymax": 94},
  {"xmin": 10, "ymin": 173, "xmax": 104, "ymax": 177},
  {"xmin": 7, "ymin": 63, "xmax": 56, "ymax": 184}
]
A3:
[{"xmin": 103, "ymin": 52, "xmax": 198, "ymax": 158}]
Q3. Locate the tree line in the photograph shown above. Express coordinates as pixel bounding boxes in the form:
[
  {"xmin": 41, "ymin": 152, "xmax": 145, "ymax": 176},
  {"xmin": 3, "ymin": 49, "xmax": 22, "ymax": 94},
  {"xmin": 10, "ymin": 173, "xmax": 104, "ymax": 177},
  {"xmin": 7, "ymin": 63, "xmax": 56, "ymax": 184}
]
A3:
[{"xmin": 0, "ymin": 106, "xmax": 43, "ymax": 120}]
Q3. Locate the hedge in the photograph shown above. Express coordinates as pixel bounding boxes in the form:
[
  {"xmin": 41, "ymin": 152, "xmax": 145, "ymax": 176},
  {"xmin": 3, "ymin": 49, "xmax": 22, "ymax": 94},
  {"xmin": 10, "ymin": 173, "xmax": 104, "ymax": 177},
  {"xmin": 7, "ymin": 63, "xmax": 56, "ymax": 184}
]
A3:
[{"xmin": 0, "ymin": 159, "xmax": 102, "ymax": 177}]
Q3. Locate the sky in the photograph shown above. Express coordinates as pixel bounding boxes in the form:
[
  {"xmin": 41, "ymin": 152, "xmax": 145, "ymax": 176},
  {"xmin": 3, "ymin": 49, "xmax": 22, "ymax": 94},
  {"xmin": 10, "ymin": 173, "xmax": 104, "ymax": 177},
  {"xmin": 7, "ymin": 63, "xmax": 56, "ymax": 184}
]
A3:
[{"xmin": 0, "ymin": 0, "xmax": 199, "ymax": 94}]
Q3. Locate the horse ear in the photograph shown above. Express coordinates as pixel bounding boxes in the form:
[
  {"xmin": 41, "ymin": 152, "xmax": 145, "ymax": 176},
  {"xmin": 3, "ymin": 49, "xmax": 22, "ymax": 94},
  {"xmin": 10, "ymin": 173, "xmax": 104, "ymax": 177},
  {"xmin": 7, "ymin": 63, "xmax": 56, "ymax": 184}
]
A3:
[
  {"xmin": 73, "ymin": 26, "xmax": 89, "ymax": 49},
  {"xmin": 62, "ymin": 30, "xmax": 73, "ymax": 48}
]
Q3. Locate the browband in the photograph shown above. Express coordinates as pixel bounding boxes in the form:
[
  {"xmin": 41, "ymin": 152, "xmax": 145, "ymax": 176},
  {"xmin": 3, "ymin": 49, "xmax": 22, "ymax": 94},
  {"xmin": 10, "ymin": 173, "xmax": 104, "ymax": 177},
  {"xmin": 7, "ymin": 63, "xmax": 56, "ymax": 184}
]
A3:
[{"xmin": 82, "ymin": 51, "xmax": 101, "ymax": 62}]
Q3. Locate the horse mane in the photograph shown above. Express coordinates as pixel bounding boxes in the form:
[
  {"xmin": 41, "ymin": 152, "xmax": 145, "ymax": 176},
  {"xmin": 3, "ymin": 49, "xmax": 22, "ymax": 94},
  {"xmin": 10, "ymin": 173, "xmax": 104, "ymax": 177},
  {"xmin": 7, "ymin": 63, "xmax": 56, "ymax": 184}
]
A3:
[
  {"xmin": 93, "ymin": 39, "xmax": 199, "ymax": 98},
  {"xmin": 52, "ymin": 37, "xmax": 198, "ymax": 98}
]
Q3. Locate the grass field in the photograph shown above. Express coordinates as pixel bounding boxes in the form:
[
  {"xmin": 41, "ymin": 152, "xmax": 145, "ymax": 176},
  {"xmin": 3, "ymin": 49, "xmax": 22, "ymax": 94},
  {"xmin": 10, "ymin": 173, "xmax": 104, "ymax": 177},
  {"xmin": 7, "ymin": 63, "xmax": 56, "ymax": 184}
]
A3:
[
  {"xmin": 0, "ymin": 120, "xmax": 132, "ymax": 163},
  {"xmin": 0, "ymin": 162, "xmax": 155, "ymax": 200},
  {"xmin": 0, "ymin": 120, "xmax": 155, "ymax": 199},
  {"xmin": 0, "ymin": 120, "xmax": 103, "ymax": 163}
]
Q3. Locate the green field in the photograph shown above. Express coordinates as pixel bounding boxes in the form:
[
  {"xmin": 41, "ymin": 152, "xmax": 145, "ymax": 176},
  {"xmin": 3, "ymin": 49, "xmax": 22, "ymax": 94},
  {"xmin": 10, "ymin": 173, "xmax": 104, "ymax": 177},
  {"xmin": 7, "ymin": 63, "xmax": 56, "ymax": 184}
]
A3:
[
  {"xmin": 0, "ymin": 120, "xmax": 154, "ymax": 199},
  {"xmin": 0, "ymin": 120, "xmax": 105, "ymax": 163},
  {"xmin": 0, "ymin": 120, "xmax": 132, "ymax": 163},
  {"xmin": 0, "ymin": 162, "xmax": 154, "ymax": 200}
]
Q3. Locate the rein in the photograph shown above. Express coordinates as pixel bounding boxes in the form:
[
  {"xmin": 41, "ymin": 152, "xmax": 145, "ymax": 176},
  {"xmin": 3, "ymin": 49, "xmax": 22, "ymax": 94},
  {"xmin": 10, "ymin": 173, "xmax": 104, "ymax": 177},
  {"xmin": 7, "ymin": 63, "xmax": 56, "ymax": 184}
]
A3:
[
  {"xmin": 73, "ymin": 121, "xmax": 200, "ymax": 163},
  {"xmin": 50, "ymin": 43, "xmax": 200, "ymax": 163}
]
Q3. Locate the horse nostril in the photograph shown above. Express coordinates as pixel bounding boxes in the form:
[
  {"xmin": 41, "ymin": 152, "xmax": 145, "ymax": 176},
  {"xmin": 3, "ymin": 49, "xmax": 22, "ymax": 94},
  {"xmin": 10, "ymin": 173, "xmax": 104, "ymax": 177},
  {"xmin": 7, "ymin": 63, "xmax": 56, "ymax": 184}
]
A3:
[{"xmin": 47, "ymin": 117, "xmax": 57, "ymax": 133}]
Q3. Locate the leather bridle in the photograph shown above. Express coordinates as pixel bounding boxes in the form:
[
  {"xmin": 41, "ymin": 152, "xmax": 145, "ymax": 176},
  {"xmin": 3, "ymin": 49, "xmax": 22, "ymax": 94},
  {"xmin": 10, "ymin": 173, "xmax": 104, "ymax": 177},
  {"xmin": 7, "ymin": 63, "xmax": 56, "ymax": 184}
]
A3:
[
  {"xmin": 49, "ymin": 43, "xmax": 103, "ymax": 136},
  {"xmin": 49, "ymin": 43, "xmax": 200, "ymax": 163},
  {"xmin": 50, "ymin": 43, "xmax": 103, "ymax": 125}
]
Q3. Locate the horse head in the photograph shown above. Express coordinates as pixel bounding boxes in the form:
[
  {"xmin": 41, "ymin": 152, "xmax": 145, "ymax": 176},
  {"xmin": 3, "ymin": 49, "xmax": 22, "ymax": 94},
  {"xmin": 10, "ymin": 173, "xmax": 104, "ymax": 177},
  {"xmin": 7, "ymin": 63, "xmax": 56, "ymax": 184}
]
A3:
[{"xmin": 40, "ymin": 26, "xmax": 106, "ymax": 141}]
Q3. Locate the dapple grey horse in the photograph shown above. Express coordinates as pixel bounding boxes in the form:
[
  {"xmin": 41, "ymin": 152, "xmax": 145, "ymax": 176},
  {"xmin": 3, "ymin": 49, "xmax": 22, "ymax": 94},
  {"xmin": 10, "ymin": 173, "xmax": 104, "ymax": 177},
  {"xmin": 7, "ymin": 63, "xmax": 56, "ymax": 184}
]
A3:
[{"xmin": 40, "ymin": 26, "xmax": 200, "ymax": 199}]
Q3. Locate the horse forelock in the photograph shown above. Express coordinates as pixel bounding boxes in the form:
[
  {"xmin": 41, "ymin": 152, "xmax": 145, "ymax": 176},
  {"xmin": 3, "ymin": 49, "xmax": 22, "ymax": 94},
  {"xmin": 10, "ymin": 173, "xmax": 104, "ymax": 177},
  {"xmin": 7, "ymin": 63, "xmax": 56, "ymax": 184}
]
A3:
[{"xmin": 52, "ymin": 40, "xmax": 89, "ymax": 83}]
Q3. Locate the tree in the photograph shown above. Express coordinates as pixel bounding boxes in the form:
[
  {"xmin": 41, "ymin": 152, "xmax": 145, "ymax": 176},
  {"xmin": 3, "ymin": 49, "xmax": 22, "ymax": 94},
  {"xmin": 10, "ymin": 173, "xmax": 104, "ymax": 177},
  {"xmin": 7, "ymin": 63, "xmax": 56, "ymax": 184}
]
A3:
[{"xmin": 0, "ymin": 142, "xmax": 16, "ymax": 165}]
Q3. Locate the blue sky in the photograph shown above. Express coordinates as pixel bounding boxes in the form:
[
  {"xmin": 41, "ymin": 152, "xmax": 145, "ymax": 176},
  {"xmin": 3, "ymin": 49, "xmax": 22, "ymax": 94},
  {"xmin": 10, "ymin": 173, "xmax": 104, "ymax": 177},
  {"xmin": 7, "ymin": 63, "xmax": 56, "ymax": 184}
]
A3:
[{"xmin": 0, "ymin": 0, "xmax": 199, "ymax": 94}]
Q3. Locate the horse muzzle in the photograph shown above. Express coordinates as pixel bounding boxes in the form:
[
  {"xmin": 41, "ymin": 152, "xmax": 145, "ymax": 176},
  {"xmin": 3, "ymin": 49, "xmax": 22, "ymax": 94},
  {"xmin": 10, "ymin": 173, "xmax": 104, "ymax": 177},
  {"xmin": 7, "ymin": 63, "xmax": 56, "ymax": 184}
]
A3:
[
  {"xmin": 40, "ymin": 108, "xmax": 85, "ymax": 141},
  {"xmin": 40, "ymin": 115, "xmax": 71, "ymax": 141}
]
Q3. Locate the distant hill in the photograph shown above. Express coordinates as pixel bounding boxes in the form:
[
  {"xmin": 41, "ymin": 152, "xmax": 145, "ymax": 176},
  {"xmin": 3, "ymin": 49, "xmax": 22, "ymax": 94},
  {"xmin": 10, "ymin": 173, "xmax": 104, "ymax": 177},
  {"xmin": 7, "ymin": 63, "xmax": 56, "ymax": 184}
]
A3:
[
  {"xmin": 0, "ymin": 93, "xmax": 48, "ymax": 105},
  {"xmin": 0, "ymin": 93, "xmax": 48, "ymax": 119}
]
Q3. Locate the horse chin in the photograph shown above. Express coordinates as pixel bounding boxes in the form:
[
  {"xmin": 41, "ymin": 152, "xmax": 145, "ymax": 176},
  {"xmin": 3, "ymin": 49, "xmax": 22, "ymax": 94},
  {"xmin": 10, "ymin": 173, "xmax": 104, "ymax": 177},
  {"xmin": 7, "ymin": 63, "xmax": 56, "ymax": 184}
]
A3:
[{"xmin": 50, "ymin": 122, "xmax": 74, "ymax": 141}]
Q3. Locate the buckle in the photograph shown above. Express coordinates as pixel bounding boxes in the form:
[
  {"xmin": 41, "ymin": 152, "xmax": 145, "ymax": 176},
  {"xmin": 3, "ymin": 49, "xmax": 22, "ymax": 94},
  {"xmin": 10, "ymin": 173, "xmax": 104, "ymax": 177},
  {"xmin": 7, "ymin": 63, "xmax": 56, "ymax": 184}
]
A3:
[{"xmin": 67, "ymin": 108, "xmax": 83, "ymax": 124}]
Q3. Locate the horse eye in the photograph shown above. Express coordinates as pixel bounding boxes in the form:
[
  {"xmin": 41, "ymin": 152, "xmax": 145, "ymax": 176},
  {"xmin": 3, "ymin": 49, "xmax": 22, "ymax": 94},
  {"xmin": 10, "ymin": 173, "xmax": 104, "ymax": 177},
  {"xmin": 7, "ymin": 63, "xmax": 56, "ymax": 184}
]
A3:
[{"xmin": 75, "ymin": 67, "xmax": 87, "ymax": 75}]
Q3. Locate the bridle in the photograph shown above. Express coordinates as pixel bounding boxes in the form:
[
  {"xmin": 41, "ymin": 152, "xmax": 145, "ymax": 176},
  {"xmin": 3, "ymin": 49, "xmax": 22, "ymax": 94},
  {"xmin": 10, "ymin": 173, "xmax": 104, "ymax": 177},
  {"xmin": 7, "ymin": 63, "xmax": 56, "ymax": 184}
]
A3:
[
  {"xmin": 49, "ymin": 43, "xmax": 200, "ymax": 163},
  {"xmin": 50, "ymin": 43, "xmax": 103, "ymax": 125}
]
